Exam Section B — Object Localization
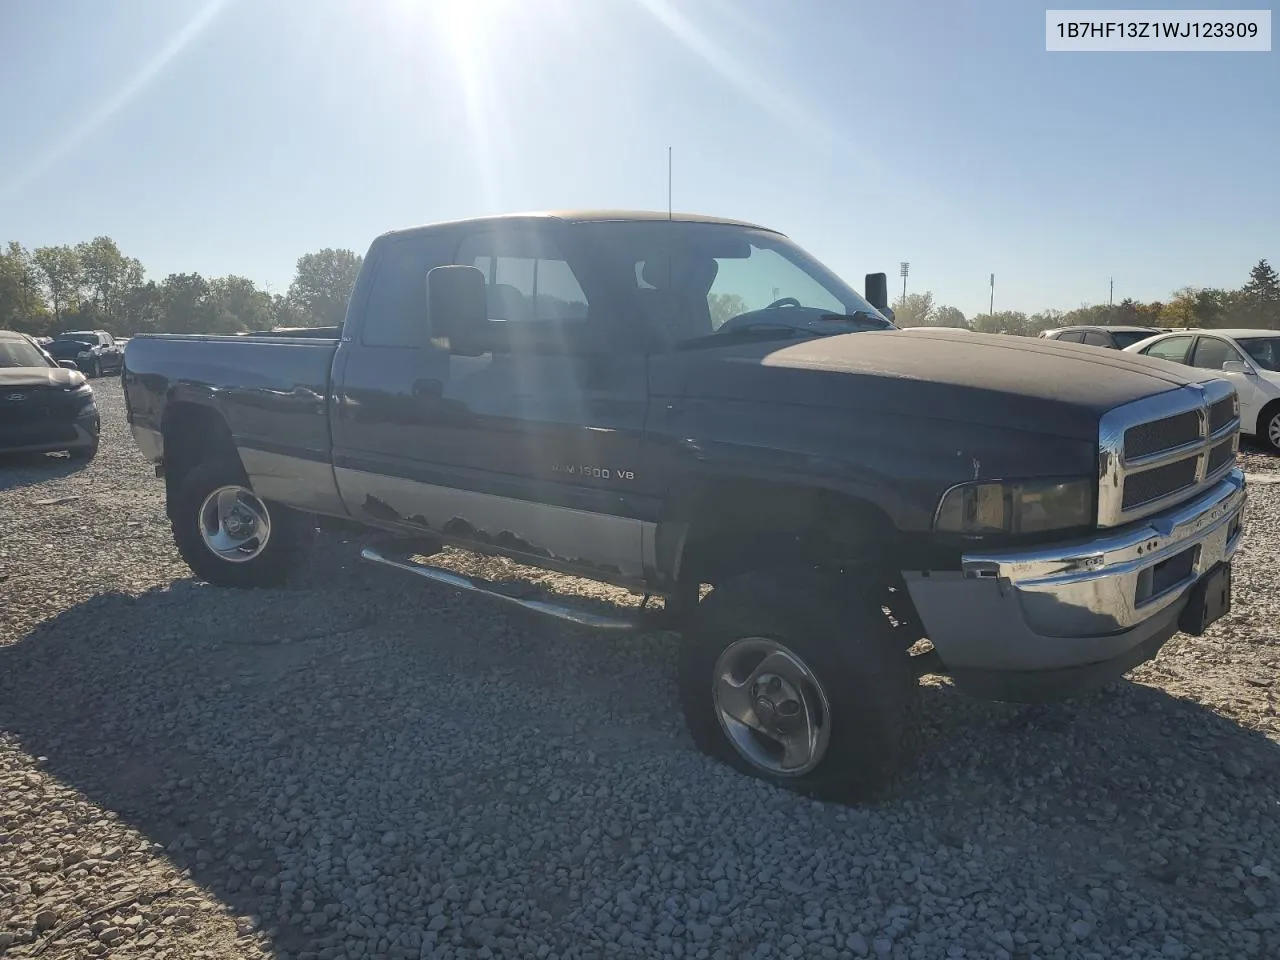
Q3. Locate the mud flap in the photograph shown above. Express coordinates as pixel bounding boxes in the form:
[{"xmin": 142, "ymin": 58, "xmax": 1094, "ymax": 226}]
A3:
[{"xmin": 1178, "ymin": 562, "xmax": 1232, "ymax": 636}]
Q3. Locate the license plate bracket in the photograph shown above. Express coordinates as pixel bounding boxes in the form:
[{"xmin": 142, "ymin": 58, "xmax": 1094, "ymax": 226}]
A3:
[{"xmin": 1178, "ymin": 562, "xmax": 1232, "ymax": 636}]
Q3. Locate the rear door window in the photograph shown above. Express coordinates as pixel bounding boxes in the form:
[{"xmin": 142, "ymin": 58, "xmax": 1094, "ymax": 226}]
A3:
[
  {"xmin": 1190, "ymin": 336, "xmax": 1243, "ymax": 370},
  {"xmin": 1142, "ymin": 335, "xmax": 1194, "ymax": 364}
]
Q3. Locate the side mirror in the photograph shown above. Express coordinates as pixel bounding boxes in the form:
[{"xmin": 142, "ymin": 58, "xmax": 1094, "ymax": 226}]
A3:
[
  {"xmin": 1222, "ymin": 360, "xmax": 1254, "ymax": 376},
  {"xmin": 864, "ymin": 272, "xmax": 889, "ymax": 312},
  {"xmin": 880, "ymin": 305, "xmax": 896, "ymax": 325},
  {"xmin": 58, "ymin": 360, "xmax": 79, "ymax": 370},
  {"xmin": 427, "ymin": 265, "xmax": 488, "ymax": 356}
]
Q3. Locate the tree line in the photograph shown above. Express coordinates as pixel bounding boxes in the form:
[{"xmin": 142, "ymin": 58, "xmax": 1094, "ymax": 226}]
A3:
[
  {"xmin": 0, "ymin": 236, "xmax": 363, "ymax": 337},
  {"xmin": 2, "ymin": 235, "xmax": 1276, "ymax": 340},
  {"xmin": 893, "ymin": 259, "xmax": 1280, "ymax": 336}
]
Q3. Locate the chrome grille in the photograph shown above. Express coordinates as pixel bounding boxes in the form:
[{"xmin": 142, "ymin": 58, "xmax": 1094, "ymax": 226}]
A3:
[
  {"xmin": 1124, "ymin": 410, "xmax": 1200, "ymax": 460},
  {"xmin": 1208, "ymin": 396, "xmax": 1236, "ymax": 435},
  {"xmin": 1121, "ymin": 459, "xmax": 1199, "ymax": 510},
  {"xmin": 1207, "ymin": 438, "xmax": 1236, "ymax": 475},
  {"xmin": 1098, "ymin": 379, "xmax": 1240, "ymax": 528}
]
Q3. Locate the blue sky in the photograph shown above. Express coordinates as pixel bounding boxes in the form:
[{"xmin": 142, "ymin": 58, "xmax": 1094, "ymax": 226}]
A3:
[{"xmin": 1, "ymin": 0, "xmax": 1275, "ymax": 318}]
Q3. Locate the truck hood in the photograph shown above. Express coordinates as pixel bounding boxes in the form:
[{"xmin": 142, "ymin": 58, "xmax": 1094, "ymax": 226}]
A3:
[
  {"xmin": 0, "ymin": 366, "xmax": 87, "ymax": 389},
  {"xmin": 662, "ymin": 328, "xmax": 1213, "ymax": 441}
]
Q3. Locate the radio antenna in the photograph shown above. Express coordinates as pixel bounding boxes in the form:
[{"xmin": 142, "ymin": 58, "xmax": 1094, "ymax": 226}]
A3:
[{"xmin": 667, "ymin": 146, "xmax": 672, "ymax": 220}]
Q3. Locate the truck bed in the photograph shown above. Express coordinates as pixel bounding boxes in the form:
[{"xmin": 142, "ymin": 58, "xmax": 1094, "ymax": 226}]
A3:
[{"xmin": 122, "ymin": 333, "xmax": 342, "ymax": 513}]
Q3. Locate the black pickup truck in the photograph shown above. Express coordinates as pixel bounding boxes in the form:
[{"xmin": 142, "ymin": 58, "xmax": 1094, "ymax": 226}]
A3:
[{"xmin": 123, "ymin": 211, "xmax": 1246, "ymax": 798}]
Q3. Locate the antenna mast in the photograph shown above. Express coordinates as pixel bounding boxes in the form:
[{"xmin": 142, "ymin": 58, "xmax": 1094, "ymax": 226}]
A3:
[{"xmin": 667, "ymin": 146, "xmax": 672, "ymax": 219}]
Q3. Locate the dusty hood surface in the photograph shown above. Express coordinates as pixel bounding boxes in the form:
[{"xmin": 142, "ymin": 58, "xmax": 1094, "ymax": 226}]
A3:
[{"xmin": 663, "ymin": 328, "xmax": 1214, "ymax": 441}]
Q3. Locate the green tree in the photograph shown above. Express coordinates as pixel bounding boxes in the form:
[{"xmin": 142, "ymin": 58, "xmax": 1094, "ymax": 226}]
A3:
[
  {"xmin": 0, "ymin": 242, "xmax": 50, "ymax": 333},
  {"xmin": 207, "ymin": 275, "xmax": 271, "ymax": 333},
  {"xmin": 893, "ymin": 291, "xmax": 936, "ymax": 327},
  {"xmin": 932, "ymin": 305, "xmax": 967, "ymax": 329},
  {"xmin": 159, "ymin": 272, "xmax": 212, "ymax": 333},
  {"xmin": 32, "ymin": 245, "xmax": 83, "ymax": 325},
  {"xmin": 1061, "ymin": 303, "xmax": 1118, "ymax": 328},
  {"xmin": 972, "ymin": 310, "xmax": 1029, "ymax": 336},
  {"xmin": 1193, "ymin": 288, "xmax": 1232, "ymax": 328},
  {"xmin": 287, "ymin": 248, "xmax": 363, "ymax": 327},
  {"xmin": 1238, "ymin": 259, "xmax": 1280, "ymax": 328},
  {"xmin": 1161, "ymin": 288, "xmax": 1200, "ymax": 329},
  {"xmin": 1135, "ymin": 301, "xmax": 1165, "ymax": 326},
  {"xmin": 708, "ymin": 293, "xmax": 749, "ymax": 327},
  {"xmin": 269, "ymin": 293, "xmax": 310, "ymax": 329},
  {"xmin": 1026, "ymin": 309, "xmax": 1066, "ymax": 337},
  {"xmin": 75, "ymin": 236, "xmax": 143, "ymax": 332},
  {"xmin": 122, "ymin": 281, "xmax": 163, "ymax": 334},
  {"xmin": 1114, "ymin": 298, "xmax": 1141, "ymax": 325}
]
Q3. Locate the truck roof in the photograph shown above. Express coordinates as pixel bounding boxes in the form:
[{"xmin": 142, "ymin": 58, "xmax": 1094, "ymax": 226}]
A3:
[{"xmin": 377, "ymin": 210, "xmax": 785, "ymax": 243}]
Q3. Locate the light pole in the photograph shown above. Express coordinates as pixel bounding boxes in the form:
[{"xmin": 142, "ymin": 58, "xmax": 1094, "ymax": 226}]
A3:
[
  {"xmin": 899, "ymin": 261, "xmax": 909, "ymax": 305},
  {"xmin": 989, "ymin": 273, "xmax": 995, "ymax": 315}
]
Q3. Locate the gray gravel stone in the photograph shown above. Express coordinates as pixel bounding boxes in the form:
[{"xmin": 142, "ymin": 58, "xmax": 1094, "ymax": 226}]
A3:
[{"xmin": 1, "ymin": 380, "xmax": 1279, "ymax": 960}]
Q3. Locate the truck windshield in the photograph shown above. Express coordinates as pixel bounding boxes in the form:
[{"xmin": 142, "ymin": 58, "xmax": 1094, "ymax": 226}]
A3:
[{"xmin": 573, "ymin": 220, "xmax": 891, "ymax": 346}]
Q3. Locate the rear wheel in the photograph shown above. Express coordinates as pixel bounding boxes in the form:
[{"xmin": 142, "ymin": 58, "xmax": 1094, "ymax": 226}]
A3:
[
  {"xmin": 170, "ymin": 457, "xmax": 315, "ymax": 588},
  {"xmin": 677, "ymin": 568, "xmax": 920, "ymax": 801}
]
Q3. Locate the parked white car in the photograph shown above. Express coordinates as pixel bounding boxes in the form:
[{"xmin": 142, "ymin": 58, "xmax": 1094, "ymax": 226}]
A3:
[{"xmin": 1123, "ymin": 329, "xmax": 1280, "ymax": 452}]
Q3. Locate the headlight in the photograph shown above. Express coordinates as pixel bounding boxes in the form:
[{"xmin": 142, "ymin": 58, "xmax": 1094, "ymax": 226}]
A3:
[
  {"xmin": 77, "ymin": 350, "xmax": 91, "ymax": 358},
  {"xmin": 935, "ymin": 478, "xmax": 1094, "ymax": 535}
]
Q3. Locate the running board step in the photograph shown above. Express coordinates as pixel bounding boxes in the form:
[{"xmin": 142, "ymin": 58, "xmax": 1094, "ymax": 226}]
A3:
[{"xmin": 359, "ymin": 545, "xmax": 644, "ymax": 631}]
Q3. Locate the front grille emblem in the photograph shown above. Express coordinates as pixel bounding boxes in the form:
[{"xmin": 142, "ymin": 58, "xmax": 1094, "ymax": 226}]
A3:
[{"xmin": 5, "ymin": 393, "xmax": 26, "ymax": 401}]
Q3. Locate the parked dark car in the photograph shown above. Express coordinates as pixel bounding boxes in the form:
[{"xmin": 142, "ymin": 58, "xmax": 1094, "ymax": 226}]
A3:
[
  {"xmin": 122, "ymin": 210, "xmax": 1245, "ymax": 798},
  {"xmin": 45, "ymin": 329, "xmax": 124, "ymax": 377},
  {"xmin": 1039, "ymin": 325, "xmax": 1161, "ymax": 350},
  {"xmin": 0, "ymin": 330, "xmax": 100, "ymax": 459}
]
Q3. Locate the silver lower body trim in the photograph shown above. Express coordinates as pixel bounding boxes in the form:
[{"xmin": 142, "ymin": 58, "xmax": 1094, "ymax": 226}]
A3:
[
  {"xmin": 240, "ymin": 447, "xmax": 349, "ymax": 518},
  {"xmin": 335, "ymin": 467, "xmax": 654, "ymax": 581}
]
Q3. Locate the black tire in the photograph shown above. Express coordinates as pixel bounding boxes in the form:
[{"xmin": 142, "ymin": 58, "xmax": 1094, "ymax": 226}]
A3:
[
  {"xmin": 678, "ymin": 568, "xmax": 920, "ymax": 802},
  {"xmin": 68, "ymin": 436, "xmax": 99, "ymax": 462},
  {"xmin": 170, "ymin": 456, "xmax": 315, "ymax": 588},
  {"xmin": 1259, "ymin": 403, "xmax": 1280, "ymax": 454}
]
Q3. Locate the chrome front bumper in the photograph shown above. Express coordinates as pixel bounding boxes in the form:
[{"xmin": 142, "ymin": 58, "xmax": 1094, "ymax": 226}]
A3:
[{"xmin": 904, "ymin": 468, "xmax": 1246, "ymax": 677}]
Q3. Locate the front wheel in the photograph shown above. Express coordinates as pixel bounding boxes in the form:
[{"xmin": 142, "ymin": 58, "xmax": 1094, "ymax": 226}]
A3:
[
  {"xmin": 1262, "ymin": 407, "xmax": 1280, "ymax": 454},
  {"xmin": 170, "ymin": 457, "xmax": 315, "ymax": 588},
  {"xmin": 677, "ymin": 569, "xmax": 920, "ymax": 802},
  {"xmin": 68, "ymin": 436, "xmax": 99, "ymax": 462}
]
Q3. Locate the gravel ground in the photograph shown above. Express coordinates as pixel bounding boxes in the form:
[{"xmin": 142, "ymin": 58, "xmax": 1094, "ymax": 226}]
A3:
[{"xmin": 1, "ymin": 380, "xmax": 1278, "ymax": 960}]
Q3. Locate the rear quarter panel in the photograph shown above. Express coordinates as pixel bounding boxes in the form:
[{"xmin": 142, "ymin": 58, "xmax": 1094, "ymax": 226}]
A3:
[{"xmin": 123, "ymin": 334, "xmax": 345, "ymax": 515}]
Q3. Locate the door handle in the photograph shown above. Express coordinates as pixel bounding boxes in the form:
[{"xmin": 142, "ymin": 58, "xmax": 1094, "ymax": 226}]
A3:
[{"xmin": 412, "ymin": 378, "xmax": 443, "ymax": 400}]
